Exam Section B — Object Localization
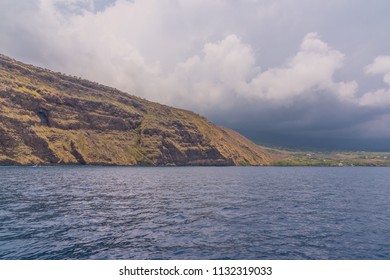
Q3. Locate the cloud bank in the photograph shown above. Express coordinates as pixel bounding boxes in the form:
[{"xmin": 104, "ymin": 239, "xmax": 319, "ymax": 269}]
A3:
[{"xmin": 1, "ymin": 0, "xmax": 390, "ymax": 150}]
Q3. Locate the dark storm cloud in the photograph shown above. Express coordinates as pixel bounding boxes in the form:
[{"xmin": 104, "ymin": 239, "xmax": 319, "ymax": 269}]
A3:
[{"xmin": 1, "ymin": 0, "xmax": 390, "ymax": 150}]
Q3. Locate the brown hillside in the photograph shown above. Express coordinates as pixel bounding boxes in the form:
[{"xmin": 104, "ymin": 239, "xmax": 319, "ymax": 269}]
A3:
[{"xmin": 0, "ymin": 54, "xmax": 271, "ymax": 166}]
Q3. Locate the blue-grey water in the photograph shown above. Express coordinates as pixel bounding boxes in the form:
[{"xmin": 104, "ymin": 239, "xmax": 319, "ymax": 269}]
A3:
[{"xmin": 0, "ymin": 166, "xmax": 389, "ymax": 260}]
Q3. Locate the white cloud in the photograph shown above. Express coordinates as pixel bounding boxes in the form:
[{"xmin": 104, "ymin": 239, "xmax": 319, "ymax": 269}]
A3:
[
  {"xmin": 156, "ymin": 33, "xmax": 358, "ymax": 111},
  {"xmin": 249, "ymin": 33, "xmax": 357, "ymax": 104},
  {"xmin": 365, "ymin": 56, "xmax": 390, "ymax": 86},
  {"xmin": 365, "ymin": 56, "xmax": 390, "ymax": 75},
  {"xmin": 358, "ymin": 89, "xmax": 390, "ymax": 107},
  {"xmin": 170, "ymin": 34, "xmax": 256, "ymax": 110},
  {"xmin": 156, "ymin": 32, "xmax": 361, "ymax": 111},
  {"xmin": 355, "ymin": 56, "xmax": 390, "ymax": 107}
]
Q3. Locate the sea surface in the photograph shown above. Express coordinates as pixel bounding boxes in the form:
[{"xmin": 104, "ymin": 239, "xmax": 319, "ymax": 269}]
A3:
[{"xmin": 0, "ymin": 166, "xmax": 389, "ymax": 260}]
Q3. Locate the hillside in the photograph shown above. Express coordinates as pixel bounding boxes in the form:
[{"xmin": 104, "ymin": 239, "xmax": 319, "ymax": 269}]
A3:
[{"xmin": 0, "ymin": 54, "xmax": 271, "ymax": 166}]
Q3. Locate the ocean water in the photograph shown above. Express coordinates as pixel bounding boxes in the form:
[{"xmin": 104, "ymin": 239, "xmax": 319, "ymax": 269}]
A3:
[{"xmin": 0, "ymin": 166, "xmax": 389, "ymax": 260}]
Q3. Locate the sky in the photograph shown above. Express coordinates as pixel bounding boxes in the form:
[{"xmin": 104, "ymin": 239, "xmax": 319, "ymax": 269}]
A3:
[{"xmin": 1, "ymin": 0, "xmax": 390, "ymax": 151}]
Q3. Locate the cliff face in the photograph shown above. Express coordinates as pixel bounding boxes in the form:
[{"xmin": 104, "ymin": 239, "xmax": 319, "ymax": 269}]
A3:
[{"xmin": 0, "ymin": 54, "xmax": 271, "ymax": 166}]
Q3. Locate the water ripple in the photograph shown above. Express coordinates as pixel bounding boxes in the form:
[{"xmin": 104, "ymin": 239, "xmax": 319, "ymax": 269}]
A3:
[{"xmin": 0, "ymin": 166, "xmax": 389, "ymax": 259}]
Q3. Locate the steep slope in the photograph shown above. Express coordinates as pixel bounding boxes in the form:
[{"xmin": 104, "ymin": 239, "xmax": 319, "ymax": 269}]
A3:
[{"xmin": 0, "ymin": 54, "xmax": 271, "ymax": 166}]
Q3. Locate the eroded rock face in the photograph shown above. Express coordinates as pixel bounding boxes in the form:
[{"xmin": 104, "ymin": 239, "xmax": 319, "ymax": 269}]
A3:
[{"xmin": 0, "ymin": 54, "xmax": 271, "ymax": 166}]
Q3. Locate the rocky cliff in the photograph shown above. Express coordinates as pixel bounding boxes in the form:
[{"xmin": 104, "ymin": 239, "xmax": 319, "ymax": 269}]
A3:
[{"xmin": 0, "ymin": 54, "xmax": 271, "ymax": 166}]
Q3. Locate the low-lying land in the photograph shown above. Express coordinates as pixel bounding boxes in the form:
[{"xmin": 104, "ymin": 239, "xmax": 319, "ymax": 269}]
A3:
[{"xmin": 269, "ymin": 148, "xmax": 390, "ymax": 166}]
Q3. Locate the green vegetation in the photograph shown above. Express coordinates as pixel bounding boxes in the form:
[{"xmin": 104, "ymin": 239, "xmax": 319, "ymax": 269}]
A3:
[{"xmin": 272, "ymin": 150, "xmax": 390, "ymax": 166}]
